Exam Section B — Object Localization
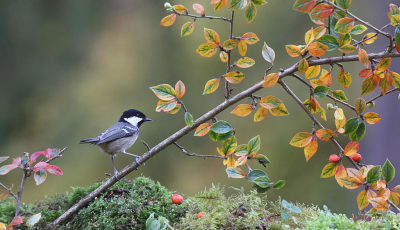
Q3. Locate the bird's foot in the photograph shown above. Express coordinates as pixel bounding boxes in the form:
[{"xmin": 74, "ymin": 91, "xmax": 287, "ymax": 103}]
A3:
[{"xmin": 114, "ymin": 169, "xmax": 120, "ymax": 180}]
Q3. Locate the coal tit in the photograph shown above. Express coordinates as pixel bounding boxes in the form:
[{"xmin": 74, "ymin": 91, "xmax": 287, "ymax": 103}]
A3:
[{"xmin": 79, "ymin": 109, "xmax": 152, "ymax": 179}]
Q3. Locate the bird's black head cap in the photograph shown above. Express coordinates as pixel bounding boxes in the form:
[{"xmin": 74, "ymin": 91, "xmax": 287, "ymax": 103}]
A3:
[{"xmin": 119, "ymin": 109, "xmax": 152, "ymax": 127}]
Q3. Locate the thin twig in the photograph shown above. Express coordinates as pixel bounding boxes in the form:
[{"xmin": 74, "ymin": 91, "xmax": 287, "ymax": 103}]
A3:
[
  {"xmin": 45, "ymin": 147, "xmax": 68, "ymax": 164},
  {"xmin": 141, "ymin": 140, "xmax": 151, "ymax": 152},
  {"xmin": 225, "ymin": 11, "xmax": 235, "ymax": 99},
  {"xmin": 171, "ymin": 9, "xmax": 231, "ymax": 22},
  {"xmin": 174, "ymin": 142, "xmax": 226, "ymax": 159},
  {"xmin": 0, "ymin": 182, "xmax": 17, "ymax": 199},
  {"xmin": 365, "ymin": 87, "xmax": 400, "ymax": 104},
  {"xmin": 175, "ymin": 97, "xmax": 188, "ymax": 112}
]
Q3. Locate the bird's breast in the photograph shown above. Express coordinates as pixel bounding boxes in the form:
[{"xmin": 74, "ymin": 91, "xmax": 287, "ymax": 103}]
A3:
[{"xmin": 98, "ymin": 132, "xmax": 139, "ymax": 155}]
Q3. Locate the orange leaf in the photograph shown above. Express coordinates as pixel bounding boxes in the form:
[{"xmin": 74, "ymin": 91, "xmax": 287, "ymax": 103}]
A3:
[
  {"xmin": 231, "ymin": 104, "xmax": 254, "ymax": 117},
  {"xmin": 363, "ymin": 33, "xmax": 378, "ymax": 44},
  {"xmin": 359, "ymin": 68, "xmax": 372, "ymax": 78},
  {"xmin": 290, "ymin": 132, "xmax": 313, "ymax": 147},
  {"xmin": 334, "ymin": 17, "xmax": 354, "ymax": 34},
  {"xmin": 225, "ymin": 71, "xmax": 245, "ymax": 84},
  {"xmin": 338, "ymin": 69, "xmax": 352, "ymax": 89},
  {"xmin": 298, "ymin": 58, "xmax": 309, "ymax": 73},
  {"xmin": 214, "ymin": 0, "xmax": 227, "ymax": 11},
  {"xmin": 390, "ymin": 192, "xmax": 400, "ymax": 206},
  {"xmin": 203, "ymin": 78, "xmax": 220, "ymax": 94},
  {"xmin": 235, "ymin": 156, "xmax": 247, "ymax": 166},
  {"xmin": 305, "ymin": 65, "xmax": 321, "ymax": 79},
  {"xmin": 321, "ymin": 163, "xmax": 339, "ymax": 178},
  {"xmin": 226, "ymin": 156, "xmax": 236, "ymax": 168},
  {"xmin": 319, "ymin": 69, "xmax": 332, "ymax": 87},
  {"xmin": 364, "ymin": 112, "xmax": 381, "ymax": 124},
  {"xmin": 340, "ymin": 176, "xmax": 362, "ymax": 189},
  {"xmin": 310, "ymin": 79, "xmax": 325, "ymax": 88},
  {"xmin": 316, "ymin": 129, "xmax": 337, "ymax": 141},
  {"xmin": 259, "ymin": 96, "xmax": 282, "ymax": 109},
  {"xmin": 346, "ymin": 168, "xmax": 363, "ymax": 182},
  {"xmin": 391, "ymin": 72, "xmax": 400, "ymax": 88},
  {"xmin": 313, "ymin": 26, "xmax": 326, "ymax": 39},
  {"xmin": 335, "ymin": 116, "xmax": 346, "ymax": 132},
  {"xmin": 310, "ymin": 3, "xmax": 334, "ymax": 20},
  {"xmin": 236, "ymin": 57, "xmax": 255, "ymax": 68},
  {"xmin": 269, "ymin": 103, "xmax": 289, "ymax": 116},
  {"xmin": 377, "ymin": 188, "xmax": 390, "ymax": 201},
  {"xmin": 361, "ymin": 75, "xmax": 378, "ymax": 95},
  {"xmin": 379, "ymin": 73, "xmax": 392, "ymax": 95},
  {"xmin": 165, "ymin": 104, "xmax": 181, "ymax": 114},
  {"xmin": 304, "ymin": 136, "xmax": 318, "ymax": 161},
  {"xmin": 308, "ymin": 42, "xmax": 328, "ymax": 57},
  {"xmin": 339, "ymin": 44, "xmax": 356, "ymax": 54},
  {"xmin": 222, "ymin": 39, "xmax": 237, "ymax": 50},
  {"xmin": 173, "ymin": 5, "xmax": 186, "ymax": 13},
  {"xmin": 254, "ymin": 107, "xmax": 268, "ymax": 122},
  {"xmin": 293, "ymin": 0, "xmax": 317, "ymax": 12},
  {"xmin": 344, "ymin": 142, "xmax": 359, "ymax": 156},
  {"xmin": 355, "ymin": 98, "xmax": 366, "ymax": 114},
  {"xmin": 160, "ymin": 14, "xmax": 176, "ymax": 27},
  {"xmin": 220, "ymin": 51, "xmax": 228, "ymax": 63},
  {"xmin": 335, "ymin": 164, "xmax": 347, "ymax": 187},
  {"xmin": 194, "ymin": 123, "xmax": 212, "ymax": 136},
  {"xmin": 175, "ymin": 80, "xmax": 185, "ymax": 99},
  {"xmin": 357, "ymin": 190, "xmax": 369, "ymax": 210},
  {"xmin": 263, "ymin": 73, "xmax": 279, "ymax": 87},
  {"xmin": 193, "ymin": 3, "xmax": 205, "ymax": 15},
  {"xmin": 181, "ymin": 22, "xmax": 195, "ymax": 37},
  {"xmin": 368, "ymin": 197, "xmax": 389, "ymax": 211},
  {"xmin": 376, "ymin": 58, "xmax": 391, "ymax": 71},
  {"xmin": 204, "ymin": 28, "xmax": 220, "ymax": 45},
  {"xmin": 358, "ymin": 48, "xmax": 369, "ymax": 67},
  {"xmin": 238, "ymin": 40, "xmax": 247, "ymax": 56},
  {"xmin": 366, "ymin": 189, "xmax": 377, "ymax": 199},
  {"xmin": 196, "ymin": 43, "xmax": 219, "ymax": 57},
  {"xmin": 285, "ymin": 45, "xmax": 302, "ymax": 57},
  {"xmin": 241, "ymin": 32, "xmax": 259, "ymax": 44}
]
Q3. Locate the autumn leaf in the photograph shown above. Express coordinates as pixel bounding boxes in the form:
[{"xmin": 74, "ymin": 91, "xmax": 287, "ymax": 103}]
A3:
[
  {"xmin": 290, "ymin": 132, "xmax": 313, "ymax": 147},
  {"xmin": 298, "ymin": 58, "xmax": 309, "ymax": 73},
  {"xmin": 236, "ymin": 57, "xmax": 255, "ymax": 68},
  {"xmin": 181, "ymin": 22, "xmax": 195, "ymax": 37},
  {"xmin": 225, "ymin": 71, "xmax": 245, "ymax": 84},
  {"xmin": 203, "ymin": 78, "xmax": 220, "ymax": 94},
  {"xmin": 263, "ymin": 73, "xmax": 279, "ymax": 87},
  {"xmin": 364, "ymin": 112, "xmax": 381, "ymax": 124},
  {"xmin": 231, "ymin": 104, "xmax": 254, "ymax": 117},
  {"xmin": 304, "ymin": 136, "xmax": 318, "ymax": 161},
  {"xmin": 241, "ymin": 32, "xmax": 259, "ymax": 44},
  {"xmin": 194, "ymin": 123, "xmax": 212, "ymax": 136},
  {"xmin": 196, "ymin": 43, "xmax": 219, "ymax": 57},
  {"xmin": 308, "ymin": 42, "xmax": 328, "ymax": 57},
  {"xmin": 285, "ymin": 45, "xmax": 302, "ymax": 57},
  {"xmin": 160, "ymin": 14, "xmax": 176, "ymax": 27}
]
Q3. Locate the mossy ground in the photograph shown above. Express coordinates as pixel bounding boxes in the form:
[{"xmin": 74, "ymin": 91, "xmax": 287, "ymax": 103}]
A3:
[{"xmin": 1, "ymin": 177, "xmax": 400, "ymax": 229}]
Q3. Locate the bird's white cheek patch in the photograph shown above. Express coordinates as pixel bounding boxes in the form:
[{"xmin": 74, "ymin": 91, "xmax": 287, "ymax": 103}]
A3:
[{"xmin": 124, "ymin": 117, "xmax": 142, "ymax": 126}]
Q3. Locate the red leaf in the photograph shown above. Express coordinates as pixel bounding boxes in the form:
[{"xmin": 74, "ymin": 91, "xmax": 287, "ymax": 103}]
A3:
[
  {"xmin": 359, "ymin": 68, "xmax": 372, "ymax": 78},
  {"xmin": 45, "ymin": 165, "xmax": 63, "ymax": 175},
  {"xmin": 30, "ymin": 151, "xmax": 44, "ymax": 164},
  {"xmin": 193, "ymin": 3, "xmax": 205, "ymax": 15},
  {"xmin": 0, "ymin": 164, "xmax": 19, "ymax": 175},
  {"xmin": 33, "ymin": 162, "xmax": 49, "ymax": 172},
  {"xmin": 7, "ymin": 216, "xmax": 23, "ymax": 227}
]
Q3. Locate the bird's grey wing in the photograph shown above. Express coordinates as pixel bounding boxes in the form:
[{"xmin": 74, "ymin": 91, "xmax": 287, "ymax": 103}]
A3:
[{"xmin": 95, "ymin": 123, "xmax": 138, "ymax": 145}]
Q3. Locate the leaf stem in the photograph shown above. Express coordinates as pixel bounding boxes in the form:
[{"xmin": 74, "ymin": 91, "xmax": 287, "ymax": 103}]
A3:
[{"xmin": 174, "ymin": 142, "xmax": 226, "ymax": 159}]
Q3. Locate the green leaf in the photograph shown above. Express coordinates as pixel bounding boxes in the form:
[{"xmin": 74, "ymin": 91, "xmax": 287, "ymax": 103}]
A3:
[
  {"xmin": 382, "ymin": 159, "xmax": 395, "ymax": 183},
  {"xmin": 254, "ymin": 154, "xmax": 270, "ymax": 167},
  {"xmin": 332, "ymin": 90, "xmax": 348, "ymax": 101},
  {"xmin": 330, "ymin": 16, "xmax": 340, "ymax": 38},
  {"xmin": 247, "ymin": 135, "xmax": 261, "ymax": 156},
  {"xmin": 350, "ymin": 122, "xmax": 366, "ymax": 142},
  {"xmin": 27, "ymin": 212, "xmax": 42, "ymax": 227},
  {"xmin": 210, "ymin": 121, "xmax": 233, "ymax": 134},
  {"xmin": 350, "ymin": 25, "xmax": 367, "ymax": 35},
  {"xmin": 293, "ymin": 0, "xmax": 317, "ymax": 12},
  {"xmin": 316, "ymin": 35, "xmax": 339, "ymax": 51},
  {"xmin": 334, "ymin": 17, "xmax": 354, "ymax": 34},
  {"xmin": 253, "ymin": 176, "xmax": 271, "ymax": 188},
  {"xmin": 281, "ymin": 210, "xmax": 290, "ymax": 220},
  {"xmin": 251, "ymin": 0, "xmax": 267, "ymax": 6},
  {"xmin": 245, "ymin": 2, "xmax": 256, "ymax": 23},
  {"xmin": 366, "ymin": 166, "xmax": 381, "ymax": 185},
  {"xmin": 262, "ymin": 42, "xmax": 275, "ymax": 63},
  {"xmin": 336, "ymin": 0, "xmax": 351, "ymax": 9},
  {"xmin": 150, "ymin": 84, "xmax": 176, "ymax": 100},
  {"xmin": 253, "ymin": 183, "xmax": 270, "ymax": 193},
  {"xmin": 344, "ymin": 117, "xmax": 359, "ymax": 135},
  {"xmin": 222, "ymin": 136, "xmax": 237, "ymax": 156},
  {"xmin": 248, "ymin": 169, "xmax": 269, "ymax": 182},
  {"xmin": 395, "ymin": 27, "xmax": 400, "ymax": 47},
  {"xmin": 226, "ymin": 167, "xmax": 245, "ymax": 178},
  {"xmin": 229, "ymin": 0, "xmax": 247, "ymax": 11},
  {"xmin": 184, "ymin": 112, "xmax": 193, "ymax": 127},
  {"xmin": 273, "ymin": 180, "xmax": 285, "ymax": 189},
  {"xmin": 209, "ymin": 130, "xmax": 234, "ymax": 142},
  {"xmin": 314, "ymin": 85, "xmax": 329, "ymax": 98}
]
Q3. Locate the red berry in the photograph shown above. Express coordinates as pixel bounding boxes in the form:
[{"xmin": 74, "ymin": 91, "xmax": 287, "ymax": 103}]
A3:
[
  {"xmin": 351, "ymin": 153, "xmax": 362, "ymax": 162},
  {"xmin": 329, "ymin": 154, "xmax": 340, "ymax": 163},
  {"xmin": 172, "ymin": 194, "xmax": 183, "ymax": 204},
  {"xmin": 197, "ymin": 212, "xmax": 206, "ymax": 219}
]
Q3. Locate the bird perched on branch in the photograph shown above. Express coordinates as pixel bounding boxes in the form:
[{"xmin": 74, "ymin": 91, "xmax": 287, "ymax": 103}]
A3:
[{"xmin": 79, "ymin": 109, "xmax": 152, "ymax": 179}]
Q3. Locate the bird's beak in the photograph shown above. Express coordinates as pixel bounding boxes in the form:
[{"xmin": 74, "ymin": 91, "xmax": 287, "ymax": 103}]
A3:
[{"xmin": 145, "ymin": 118, "xmax": 152, "ymax": 121}]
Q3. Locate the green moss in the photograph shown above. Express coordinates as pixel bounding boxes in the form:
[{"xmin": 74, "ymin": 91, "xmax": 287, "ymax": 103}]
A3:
[{"xmin": 2, "ymin": 178, "xmax": 400, "ymax": 229}]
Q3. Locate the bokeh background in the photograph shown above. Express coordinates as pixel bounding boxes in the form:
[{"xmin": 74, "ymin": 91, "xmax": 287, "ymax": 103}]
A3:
[{"xmin": 1, "ymin": 0, "xmax": 399, "ymax": 216}]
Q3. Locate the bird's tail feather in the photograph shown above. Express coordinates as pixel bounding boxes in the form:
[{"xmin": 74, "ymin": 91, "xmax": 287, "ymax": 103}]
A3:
[{"xmin": 79, "ymin": 138, "xmax": 99, "ymax": 145}]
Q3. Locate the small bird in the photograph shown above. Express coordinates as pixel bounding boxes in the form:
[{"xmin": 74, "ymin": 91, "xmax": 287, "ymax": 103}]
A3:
[{"xmin": 79, "ymin": 109, "xmax": 152, "ymax": 179}]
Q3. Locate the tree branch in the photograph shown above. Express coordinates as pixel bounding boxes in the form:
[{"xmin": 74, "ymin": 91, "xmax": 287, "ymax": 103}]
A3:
[
  {"xmin": 171, "ymin": 8, "xmax": 231, "ymax": 22},
  {"xmin": 365, "ymin": 88, "xmax": 400, "ymax": 104},
  {"xmin": 50, "ymin": 51, "xmax": 400, "ymax": 228}
]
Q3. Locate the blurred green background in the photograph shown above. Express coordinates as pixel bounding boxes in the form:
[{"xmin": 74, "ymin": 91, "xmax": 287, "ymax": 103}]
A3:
[{"xmin": 1, "ymin": 0, "xmax": 399, "ymax": 216}]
